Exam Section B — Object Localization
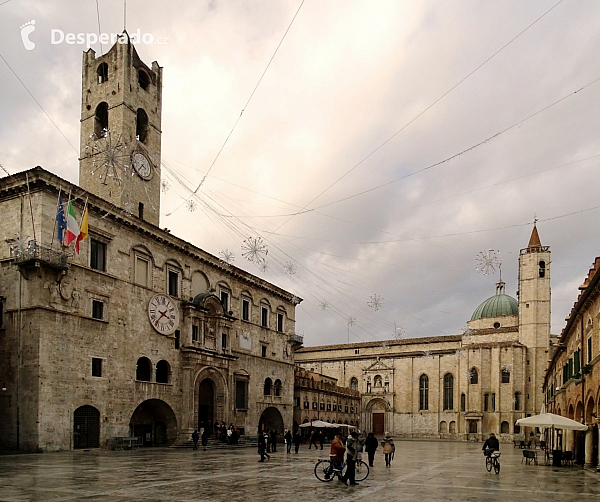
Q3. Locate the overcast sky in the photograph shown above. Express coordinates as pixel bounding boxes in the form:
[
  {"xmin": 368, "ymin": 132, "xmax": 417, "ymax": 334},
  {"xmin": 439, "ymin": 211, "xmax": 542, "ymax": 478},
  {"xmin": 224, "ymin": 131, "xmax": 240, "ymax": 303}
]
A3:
[{"xmin": 1, "ymin": 0, "xmax": 599, "ymax": 347}]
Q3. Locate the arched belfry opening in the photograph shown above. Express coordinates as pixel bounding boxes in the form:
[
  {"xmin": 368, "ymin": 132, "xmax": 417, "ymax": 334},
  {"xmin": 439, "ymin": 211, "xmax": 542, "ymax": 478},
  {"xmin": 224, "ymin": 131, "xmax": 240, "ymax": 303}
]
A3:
[
  {"xmin": 97, "ymin": 62, "xmax": 108, "ymax": 83},
  {"xmin": 94, "ymin": 102, "xmax": 108, "ymax": 137},
  {"xmin": 136, "ymin": 108, "xmax": 149, "ymax": 143}
]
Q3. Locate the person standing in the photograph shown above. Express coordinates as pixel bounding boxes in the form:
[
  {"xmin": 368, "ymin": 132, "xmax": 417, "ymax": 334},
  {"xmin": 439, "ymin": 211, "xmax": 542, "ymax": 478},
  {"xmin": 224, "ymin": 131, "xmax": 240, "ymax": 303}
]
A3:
[
  {"xmin": 381, "ymin": 432, "xmax": 395, "ymax": 467},
  {"xmin": 191, "ymin": 429, "xmax": 199, "ymax": 450},
  {"xmin": 341, "ymin": 431, "xmax": 360, "ymax": 486},
  {"xmin": 201, "ymin": 429, "xmax": 208, "ymax": 451},
  {"xmin": 309, "ymin": 430, "xmax": 317, "ymax": 450},
  {"xmin": 318, "ymin": 430, "xmax": 324, "ymax": 450},
  {"xmin": 258, "ymin": 432, "xmax": 268, "ymax": 462},
  {"xmin": 329, "ymin": 432, "xmax": 346, "ymax": 481},
  {"xmin": 284, "ymin": 429, "xmax": 292, "ymax": 454},
  {"xmin": 365, "ymin": 432, "xmax": 378, "ymax": 467},
  {"xmin": 270, "ymin": 429, "xmax": 277, "ymax": 452},
  {"xmin": 293, "ymin": 430, "xmax": 302, "ymax": 453},
  {"xmin": 355, "ymin": 430, "xmax": 366, "ymax": 464}
]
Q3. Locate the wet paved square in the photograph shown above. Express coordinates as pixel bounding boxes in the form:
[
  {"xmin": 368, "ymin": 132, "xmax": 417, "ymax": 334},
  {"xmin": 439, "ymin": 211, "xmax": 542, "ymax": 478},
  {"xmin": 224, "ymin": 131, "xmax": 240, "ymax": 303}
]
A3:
[{"xmin": 1, "ymin": 441, "xmax": 599, "ymax": 502}]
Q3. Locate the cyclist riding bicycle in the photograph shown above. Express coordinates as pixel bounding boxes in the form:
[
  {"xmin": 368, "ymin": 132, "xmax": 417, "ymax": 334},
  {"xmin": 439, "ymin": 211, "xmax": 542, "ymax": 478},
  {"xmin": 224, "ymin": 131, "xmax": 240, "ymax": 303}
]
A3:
[{"xmin": 482, "ymin": 432, "xmax": 499, "ymax": 458}]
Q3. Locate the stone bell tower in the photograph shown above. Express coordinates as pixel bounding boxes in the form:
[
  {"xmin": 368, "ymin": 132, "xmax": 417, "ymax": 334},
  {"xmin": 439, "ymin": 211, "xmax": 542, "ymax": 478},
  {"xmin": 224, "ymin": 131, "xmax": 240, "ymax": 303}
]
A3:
[
  {"xmin": 518, "ymin": 224, "xmax": 551, "ymax": 415},
  {"xmin": 79, "ymin": 34, "xmax": 163, "ymax": 226}
]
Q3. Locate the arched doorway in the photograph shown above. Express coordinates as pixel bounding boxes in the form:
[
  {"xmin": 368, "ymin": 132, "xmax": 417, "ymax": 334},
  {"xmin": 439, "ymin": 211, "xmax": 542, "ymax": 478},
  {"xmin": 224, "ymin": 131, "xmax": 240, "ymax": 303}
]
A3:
[
  {"xmin": 368, "ymin": 399, "xmax": 388, "ymax": 435},
  {"xmin": 259, "ymin": 407, "xmax": 284, "ymax": 435},
  {"xmin": 73, "ymin": 405, "xmax": 100, "ymax": 449},
  {"xmin": 198, "ymin": 379, "xmax": 215, "ymax": 431},
  {"xmin": 130, "ymin": 399, "xmax": 177, "ymax": 446}
]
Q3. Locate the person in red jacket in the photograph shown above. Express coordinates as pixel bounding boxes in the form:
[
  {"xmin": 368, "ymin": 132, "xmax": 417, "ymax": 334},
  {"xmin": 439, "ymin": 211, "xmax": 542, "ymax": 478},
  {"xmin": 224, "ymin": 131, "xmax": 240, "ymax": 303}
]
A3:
[{"xmin": 330, "ymin": 432, "xmax": 346, "ymax": 469}]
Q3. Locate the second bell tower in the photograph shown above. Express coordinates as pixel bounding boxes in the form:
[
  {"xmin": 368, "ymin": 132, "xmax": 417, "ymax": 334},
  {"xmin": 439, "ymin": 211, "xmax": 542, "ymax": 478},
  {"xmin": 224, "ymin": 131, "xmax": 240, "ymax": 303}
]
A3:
[{"xmin": 79, "ymin": 35, "xmax": 163, "ymax": 226}]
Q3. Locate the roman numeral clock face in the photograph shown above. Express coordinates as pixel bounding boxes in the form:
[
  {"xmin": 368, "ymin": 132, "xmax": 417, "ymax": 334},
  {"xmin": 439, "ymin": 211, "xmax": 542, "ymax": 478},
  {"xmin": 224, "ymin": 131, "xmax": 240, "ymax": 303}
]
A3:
[{"xmin": 148, "ymin": 294, "xmax": 179, "ymax": 335}]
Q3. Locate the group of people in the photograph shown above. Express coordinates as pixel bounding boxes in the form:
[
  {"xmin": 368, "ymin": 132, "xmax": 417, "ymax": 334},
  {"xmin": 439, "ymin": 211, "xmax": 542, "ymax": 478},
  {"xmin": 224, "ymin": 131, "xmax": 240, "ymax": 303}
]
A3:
[{"xmin": 258, "ymin": 428, "xmax": 303, "ymax": 460}]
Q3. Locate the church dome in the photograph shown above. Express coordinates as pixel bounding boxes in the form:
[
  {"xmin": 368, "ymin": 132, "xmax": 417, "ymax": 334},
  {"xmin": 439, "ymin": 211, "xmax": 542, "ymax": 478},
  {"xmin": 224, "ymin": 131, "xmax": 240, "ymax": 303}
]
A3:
[{"xmin": 470, "ymin": 280, "xmax": 518, "ymax": 321}]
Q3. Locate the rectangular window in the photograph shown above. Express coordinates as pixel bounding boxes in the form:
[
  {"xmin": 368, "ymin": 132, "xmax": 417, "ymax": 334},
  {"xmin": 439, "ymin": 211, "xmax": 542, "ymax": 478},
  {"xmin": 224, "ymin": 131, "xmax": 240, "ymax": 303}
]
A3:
[
  {"xmin": 332, "ymin": 404, "xmax": 337, "ymax": 411},
  {"xmin": 91, "ymin": 357, "xmax": 102, "ymax": 377},
  {"xmin": 277, "ymin": 313, "xmax": 284, "ymax": 332},
  {"xmin": 168, "ymin": 270, "xmax": 179, "ymax": 297},
  {"xmin": 320, "ymin": 402, "xmax": 324, "ymax": 410},
  {"xmin": 303, "ymin": 401, "xmax": 309, "ymax": 409},
  {"xmin": 350, "ymin": 406, "xmax": 354, "ymax": 413},
  {"xmin": 327, "ymin": 403, "xmax": 331, "ymax": 411},
  {"xmin": 261, "ymin": 345, "xmax": 267, "ymax": 358},
  {"xmin": 574, "ymin": 350, "xmax": 581, "ymax": 374},
  {"xmin": 242, "ymin": 299, "xmax": 250, "ymax": 321},
  {"xmin": 484, "ymin": 394, "xmax": 489, "ymax": 411},
  {"xmin": 220, "ymin": 291, "xmax": 229, "ymax": 312},
  {"xmin": 235, "ymin": 380, "xmax": 248, "ymax": 409},
  {"xmin": 92, "ymin": 300, "xmax": 104, "ymax": 320},
  {"xmin": 138, "ymin": 202, "xmax": 144, "ymax": 220},
  {"xmin": 221, "ymin": 333, "xmax": 227, "ymax": 351},
  {"xmin": 174, "ymin": 330, "xmax": 180, "ymax": 349},
  {"xmin": 294, "ymin": 397, "xmax": 300, "ymax": 407},
  {"xmin": 588, "ymin": 337, "xmax": 593, "ymax": 363},
  {"xmin": 192, "ymin": 325, "xmax": 199, "ymax": 342},
  {"xmin": 90, "ymin": 239, "xmax": 106, "ymax": 271},
  {"xmin": 135, "ymin": 256, "xmax": 149, "ymax": 286},
  {"xmin": 312, "ymin": 402, "xmax": 318, "ymax": 410},
  {"xmin": 261, "ymin": 307, "xmax": 268, "ymax": 327},
  {"xmin": 501, "ymin": 370, "xmax": 510, "ymax": 383}
]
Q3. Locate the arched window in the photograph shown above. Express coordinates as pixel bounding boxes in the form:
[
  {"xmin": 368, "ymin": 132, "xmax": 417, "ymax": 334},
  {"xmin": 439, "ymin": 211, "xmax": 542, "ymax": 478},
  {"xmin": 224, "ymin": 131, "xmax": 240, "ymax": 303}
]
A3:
[
  {"xmin": 501, "ymin": 421, "xmax": 510, "ymax": 434},
  {"xmin": 136, "ymin": 357, "xmax": 151, "ymax": 381},
  {"xmin": 460, "ymin": 393, "xmax": 466, "ymax": 412},
  {"xmin": 539, "ymin": 260, "xmax": 546, "ymax": 278},
  {"xmin": 374, "ymin": 375, "xmax": 383, "ymax": 387},
  {"xmin": 138, "ymin": 70, "xmax": 150, "ymax": 90},
  {"xmin": 443, "ymin": 373, "xmax": 454, "ymax": 410},
  {"xmin": 439, "ymin": 421, "xmax": 448, "ymax": 433},
  {"xmin": 136, "ymin": 108, "xmax": 149, "ymax": 143},
  {"xmin": 449, "ymin": 421, "xmax": 456, "ymax": 433},
  {"xmin": 350, "ymin": 377, "xmax": 358, "ymax": 391},
  {"xmin": 419, "ymin": 374, "xmax": 429, "ymax": 410},
  {"xmin": 274, "ymin": 379, "xmax": 282, "ymax": 397},
  {"xmin": 501, "ymin": 369, "xmax": 510, "ymax": 383},
  {"xmin": 263, "ymin": 378, "xmax": 272, "ymax": 396},
  {"xmin": 514, "ymin": 392, "xmax": 521, "ymax": 411},
  {"xmin": 469, "ymin": 367, "xmax": 478, "ymax": 384},
  {"xmin": 156, "ymin": 360, "xmax": 170, "ymax": 383},
  {"xmin": 97, "ymin": 62, "xmax": 108, "ymax": 83},
  {"xmin": 94, "ymin": 102, "xmax": 108, "ymax": 137}
]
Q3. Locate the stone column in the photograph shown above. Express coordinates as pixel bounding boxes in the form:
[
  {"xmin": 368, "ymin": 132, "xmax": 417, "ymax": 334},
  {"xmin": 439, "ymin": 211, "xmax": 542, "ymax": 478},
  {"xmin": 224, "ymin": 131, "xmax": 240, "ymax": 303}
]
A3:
[{"xmin": 585, "ymin": 429, "xmax": 593, "ymax": 465}]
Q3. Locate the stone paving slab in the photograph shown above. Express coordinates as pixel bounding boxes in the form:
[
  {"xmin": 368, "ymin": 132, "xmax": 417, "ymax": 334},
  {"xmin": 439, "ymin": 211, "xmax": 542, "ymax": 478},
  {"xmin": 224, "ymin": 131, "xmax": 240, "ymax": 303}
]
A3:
[{"xmin": 0, "ymin": 441, "xmax": 599, "ymax": 502}]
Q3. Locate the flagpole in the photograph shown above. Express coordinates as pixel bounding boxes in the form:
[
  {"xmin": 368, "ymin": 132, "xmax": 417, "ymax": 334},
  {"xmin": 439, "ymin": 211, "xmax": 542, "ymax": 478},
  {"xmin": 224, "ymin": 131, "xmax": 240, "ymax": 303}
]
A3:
[
  {"xmin": 25, "ymin": 173, "xmax": 36, "ymax": 243},
  {"xmin": 51, "ymin": 186, "xmax": 62, "ymax": 248}
]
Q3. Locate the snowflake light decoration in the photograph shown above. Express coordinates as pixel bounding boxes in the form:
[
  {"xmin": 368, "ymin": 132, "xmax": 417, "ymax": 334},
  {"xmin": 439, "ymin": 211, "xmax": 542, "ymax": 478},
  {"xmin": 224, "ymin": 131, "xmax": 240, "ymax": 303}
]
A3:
[
  {"xmin": 258, "ymin": 261, "xmax": 270, "ymax": 273},
  {"xmin": 347, "ymin": 317, "xmax": 356, "ymax": 327},
  {"xmin": 393, "ymin": 323, "xmax": 405, "ymax": 340},
  {"xmin": 501, "ymin": 363, "xmax": 512, "ymax": 373},
  {"xmin": 219, "ymin": 249, "xmax": 235, "ymax": 265},
  {"xmin": 283, "ymin": 261, "xmax": 297, "ymax": 275},
  {"xmin": 161, "ymin": 179, "xmax": 171, "ymax": 193},
  {"xmin": 122, "ymin": 201, "xmax": 135, "ymax": 216},
  {"xmin": 85, "ymin": 129, "xmax": 130, "ymax": 184},
  {"xmin": 186, "ymin": 199, "xmax": 197, "ymax": 212},
  {"xmin": 475, "ymin": 249, "xmax": 502, "ymax": 276},
  {"xmin": 318, "ymin": 300, "xmax": 331, "ymax": 311},
  {"xmin": 241, "ymin": 236, "xmax": 268, "ymax": 266},
  {"xmin": 367, "ymin": 294, "xmax": 384, "ymax": 311},
  {"xmin": 466, "ymin": 369, "xmax": 475, "ymax": 381}
]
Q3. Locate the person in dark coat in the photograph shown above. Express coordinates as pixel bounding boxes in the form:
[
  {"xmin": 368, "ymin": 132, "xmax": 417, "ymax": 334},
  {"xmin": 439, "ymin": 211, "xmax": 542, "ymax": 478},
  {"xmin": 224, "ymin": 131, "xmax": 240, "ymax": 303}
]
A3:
[
  {"xmin": 318, "ymin": 430, "xmax": 324, "ymax": 450},
  {"xmin": 284, "ymin": 429, "xmax": 292, "ymax": 454},
  {"xmin": 293, "ymin": 430, "xmax": 302, "ymax": 453},
  {"xmin": 365, "ymin": 432, "xmax": 378, "ymax": 467},
  {"xmin": 201, "ymin": 429, "xmax": 208, "ymax": 450},
  {"xmin": 191, "ymin": 430, "xmax": 199, "ymax": 450},
  {"xmin": 482, "ymin": 432, "xmax": 500, "ymax": 457},
  {"xmin": 258, "ymin": 432, "xmax": 270, "ymax": 462},
  {"xmin": 270, "ymin": 429, "xmax": 277, "ymax": 452},
  {"xmin": 309, "ymin": 430, "xmax": 317, "ymax": 450},
  {"xmin": 341, "ymin": 431, "xmax": 360, "ymax": 486}
]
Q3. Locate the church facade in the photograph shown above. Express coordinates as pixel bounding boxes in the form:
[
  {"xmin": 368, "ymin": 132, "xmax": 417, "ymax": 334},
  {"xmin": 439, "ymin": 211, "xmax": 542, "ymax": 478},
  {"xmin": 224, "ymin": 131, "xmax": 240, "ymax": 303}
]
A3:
[
  {"xmin": 0, "ymin": 39, "xmax": 301, "ymax": 452},
  {"xmin": 296, "ymin": 228, "xmax": 551, "ymax": 441}
]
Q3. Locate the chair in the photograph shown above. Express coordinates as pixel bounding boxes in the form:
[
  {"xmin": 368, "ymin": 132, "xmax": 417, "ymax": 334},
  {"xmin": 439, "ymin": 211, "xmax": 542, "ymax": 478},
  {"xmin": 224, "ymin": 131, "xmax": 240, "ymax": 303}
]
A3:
[
  {"xmin": 561, "ymin": 451, "xmax": 573, "ymax": 467},
  {"xmin": 513, "ymin": 440, "xmax": 519, "ymax": 448},
  {"xmin": 522, "ymin": 449, "xmax": 538, "ymax": 465},
  {"xmin": 519, "ymin": 440, "xmax": 526, "ymax": 449},
  {"xmin": 539, "ymin": 440, "xmax": 547, "ymax": 450}
]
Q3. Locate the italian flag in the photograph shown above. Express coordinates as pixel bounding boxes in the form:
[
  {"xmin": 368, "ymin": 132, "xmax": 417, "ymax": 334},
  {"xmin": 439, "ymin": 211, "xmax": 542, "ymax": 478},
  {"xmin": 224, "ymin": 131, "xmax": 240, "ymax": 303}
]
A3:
[
  {"xmin": 64, "ymin": 202, "xmax": 79, "ymax": 246},
  {"xmin": 75, "ymin": 207, "xmax": 88, "ymax": 254}
]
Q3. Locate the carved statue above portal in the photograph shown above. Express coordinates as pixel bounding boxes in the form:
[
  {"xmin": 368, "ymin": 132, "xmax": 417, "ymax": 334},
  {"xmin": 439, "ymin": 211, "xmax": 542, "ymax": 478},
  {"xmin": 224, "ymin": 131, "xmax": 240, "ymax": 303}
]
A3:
[
  {"xmin": 71, "ymin": 288, "xmax": 81, "ymax": 311},
  {"xmin": 45, "ymin": 281, "xmax": 61, "ymax": 307}
]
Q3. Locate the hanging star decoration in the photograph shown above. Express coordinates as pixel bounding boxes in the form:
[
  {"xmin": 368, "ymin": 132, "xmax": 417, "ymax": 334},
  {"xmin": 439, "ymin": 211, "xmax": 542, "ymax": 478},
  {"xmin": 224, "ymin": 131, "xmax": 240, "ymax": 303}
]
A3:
[
  {"xmin": 475, "ymin": 249, "xmax": 502, "ymax": 276},
  {"xmin": 318, "ymin": 300, "xmax": 331, "ymax": 311},
  {"xmin": 241, "ymin": 236, "xmax": 268, "ymax": 266},
  {"xmin": 501, "ymin": 363, "xmax": 512, "ymax": 373},
  {"xmin": 161, "ymin": 179, "xmax": 171, "ymax": 193},
  {"xmin": 259, "ymin": 261, "xmax": 270, "ymax": 273},
  {"xmin": 186, "ymin": 199, "xmax": 197, "ymax": 212},
  {"xmin": 283, "ymin": 261, "xmax": 297, "ymax": 275},
  {"xmin": 367, "ymin": 294, "xmax": 384, "ymax": 311},
  {"xmin": 86, "ymin": 128, "xmax": 130, "ymax": 184},
  {"xmin": 393, "ymin": 323, "xmax": 405, "ymax": 340},
  {"xmin": 219, "ymin": 249, "xmax": 235, "ymax": 265}
]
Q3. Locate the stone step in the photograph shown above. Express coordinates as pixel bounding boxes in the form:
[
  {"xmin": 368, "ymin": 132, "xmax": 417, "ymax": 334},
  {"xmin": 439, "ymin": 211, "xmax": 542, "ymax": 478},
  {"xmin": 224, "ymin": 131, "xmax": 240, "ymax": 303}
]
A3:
[{"xmin": 171, "ymin": 437, "xmax": 258, "ymax": 449}]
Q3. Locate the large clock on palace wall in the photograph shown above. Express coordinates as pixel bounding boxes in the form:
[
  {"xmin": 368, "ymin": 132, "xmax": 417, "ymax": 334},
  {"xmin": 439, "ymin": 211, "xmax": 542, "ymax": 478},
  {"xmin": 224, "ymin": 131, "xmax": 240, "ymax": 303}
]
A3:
[
  {"xmin": 148, "ymin": 294, "xmax": 179, "ymax": 335},
  {"xmin": 131, "ymin": 152, "xmax": 152, "ymax": 180}
]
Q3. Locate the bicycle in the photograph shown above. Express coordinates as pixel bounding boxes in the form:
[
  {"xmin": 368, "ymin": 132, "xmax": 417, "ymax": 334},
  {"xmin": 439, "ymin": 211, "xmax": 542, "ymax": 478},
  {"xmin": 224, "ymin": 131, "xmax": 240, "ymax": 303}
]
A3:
[
  {"xmin": 314, "ymin": 457, "xmax": 370, "ymax": 482},
  {"xmin": 484, "ymin": 450, "xmax": 501, "ymax": 474}
]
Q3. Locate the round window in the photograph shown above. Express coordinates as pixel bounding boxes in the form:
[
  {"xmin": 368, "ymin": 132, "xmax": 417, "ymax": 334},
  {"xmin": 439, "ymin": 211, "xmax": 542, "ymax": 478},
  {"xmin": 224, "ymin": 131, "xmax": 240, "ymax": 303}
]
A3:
[{"xmin": 493, "ymin": 322, "xmax": 501, "ymax": 329}]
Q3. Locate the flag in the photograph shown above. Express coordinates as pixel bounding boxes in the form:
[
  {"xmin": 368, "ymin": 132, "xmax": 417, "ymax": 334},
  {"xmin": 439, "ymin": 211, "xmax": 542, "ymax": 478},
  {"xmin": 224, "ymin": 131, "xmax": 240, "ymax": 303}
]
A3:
[
  {"xmin": 56, "ymin": 195, "xmax": 66, "ymax": 243},
  {"xmin": 64, "ymin": 202, "xmax": 79, "ymax": 246},
  {"xmin": 75, "ymin": 207, "xmax": 88, "ymax": 254}
]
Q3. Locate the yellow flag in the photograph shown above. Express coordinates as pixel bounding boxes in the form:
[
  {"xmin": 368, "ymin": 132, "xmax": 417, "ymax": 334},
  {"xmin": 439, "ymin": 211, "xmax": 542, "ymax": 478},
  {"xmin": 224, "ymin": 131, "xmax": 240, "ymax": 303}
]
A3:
[{"xmin": 75, "ymin": 207, "xmax": 88, "ymax": 254}]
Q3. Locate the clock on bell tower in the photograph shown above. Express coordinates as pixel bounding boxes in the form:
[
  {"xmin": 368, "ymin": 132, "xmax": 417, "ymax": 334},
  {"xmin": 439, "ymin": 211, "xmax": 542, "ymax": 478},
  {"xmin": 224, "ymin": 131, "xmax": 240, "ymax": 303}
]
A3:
[{"xmin": 78, "ymin": 33, "xmax": 163, "ymax": 226}]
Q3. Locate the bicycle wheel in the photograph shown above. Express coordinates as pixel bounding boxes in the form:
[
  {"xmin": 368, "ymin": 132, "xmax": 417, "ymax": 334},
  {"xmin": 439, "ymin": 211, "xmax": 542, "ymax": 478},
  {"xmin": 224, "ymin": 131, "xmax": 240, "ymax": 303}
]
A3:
[
  {"xmin": 494, "ymin": 460, "xmax": 500, "ymax": 474},
  {"xmin": 355, "ymin": 460, "xmax": 370, "ymax": 481},
  {"xmin": 314, "ymin": 460, "xmax": 335, "ymax": 482},
  {"xmin": 485, "ymin": 457, "xmax": 492, "ymax": 472}
]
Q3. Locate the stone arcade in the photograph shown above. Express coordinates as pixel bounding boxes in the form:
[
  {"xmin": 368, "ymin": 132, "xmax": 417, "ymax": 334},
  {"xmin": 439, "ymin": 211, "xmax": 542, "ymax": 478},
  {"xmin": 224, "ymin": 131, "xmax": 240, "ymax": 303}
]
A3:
[{"xmin": 0, "ymin": 38, "xmax": 302, "ymax": 452}]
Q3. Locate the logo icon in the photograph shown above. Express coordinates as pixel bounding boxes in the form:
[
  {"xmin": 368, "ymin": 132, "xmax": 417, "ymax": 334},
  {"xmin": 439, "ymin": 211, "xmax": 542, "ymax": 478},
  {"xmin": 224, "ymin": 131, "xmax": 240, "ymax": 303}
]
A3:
[{"xmin": 20, "ymin": 20, "xmax": 36, "ymax": 51}]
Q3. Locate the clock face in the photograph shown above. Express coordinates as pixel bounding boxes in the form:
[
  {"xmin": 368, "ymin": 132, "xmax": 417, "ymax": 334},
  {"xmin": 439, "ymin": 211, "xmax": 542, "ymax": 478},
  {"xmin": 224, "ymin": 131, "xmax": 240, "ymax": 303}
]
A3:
[
  {"xmin": 148, "ymin": 294, "xmax": 179, "ymax": 335},
  {"xmin": 132, "ymin": 153, "xmax": 152, "ymax": 179}
]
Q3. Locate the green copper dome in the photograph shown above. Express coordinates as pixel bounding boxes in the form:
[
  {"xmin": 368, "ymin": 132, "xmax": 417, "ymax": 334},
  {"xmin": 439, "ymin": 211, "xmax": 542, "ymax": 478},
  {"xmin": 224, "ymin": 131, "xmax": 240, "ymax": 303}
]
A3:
[{"xmin": 470, "ymin": 280, "xmax": 519, "ymax": 321}]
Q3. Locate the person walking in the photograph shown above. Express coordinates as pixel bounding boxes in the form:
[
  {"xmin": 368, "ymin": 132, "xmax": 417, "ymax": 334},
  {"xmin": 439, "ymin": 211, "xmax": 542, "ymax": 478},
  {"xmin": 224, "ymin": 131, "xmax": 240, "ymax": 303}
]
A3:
[
  {"xmin": 293, "ymin": 430, "xmax": 302, "ymax": 453},
  {"xmin": 201, "ymin": 429, "xmax": 208, "ymax": 451},
  {"xmin": 284, "ymin": 429, "xmax": 292, "ymax": 454},
  {"xmin": 341, "ymin": 431, "xmax": 360, "ymax": 486},
  {"xmin": 191, "ymin": 429, "xmax": 199, "ymax": 450},
  {"xmin": 270, "ymin": 429, "xmax": 277, "ymax": 452},
  {"xmin": 258, "ymin": 432, "xmax": 271, "ymax": 462},
  {"xmin": 318, "ymin": 430, "xmax": 324, "ymax": 450},
  {"xmin": 309, "ymin": 430, "xmax": 317, "ymax": 450},
  {"xmin": 355, "ymin": 430, "xmax": 366, "ymax": 464},
  {"xmin": 365, "ymin": 432, "xmax": 378, "ymax": 467},
  {"xmin": 381, "ymin": 432, "xmax": 395, "ymax": 467}
]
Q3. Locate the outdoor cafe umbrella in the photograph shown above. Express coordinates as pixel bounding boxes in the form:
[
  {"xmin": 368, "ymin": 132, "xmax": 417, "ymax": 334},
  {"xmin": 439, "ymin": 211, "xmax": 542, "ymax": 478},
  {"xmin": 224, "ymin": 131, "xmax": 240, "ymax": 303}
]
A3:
[{"xmin": 299, "ymin": 420, "xmax": 336, "ymax": 428}]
